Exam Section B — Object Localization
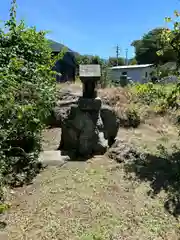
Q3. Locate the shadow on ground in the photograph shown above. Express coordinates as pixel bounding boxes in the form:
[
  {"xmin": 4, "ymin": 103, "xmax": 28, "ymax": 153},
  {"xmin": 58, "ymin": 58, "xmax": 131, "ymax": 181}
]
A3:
[
  {"xmin": 124, "ymin": 148, "xmax": 180, "ymax": 218},
  {"xmin": 60, "ymin": 149, "xmax": 102, "ymax": 162},
  {"xmin": 0, "ymin": 221, "xmax": 7, "ymax": 229}
]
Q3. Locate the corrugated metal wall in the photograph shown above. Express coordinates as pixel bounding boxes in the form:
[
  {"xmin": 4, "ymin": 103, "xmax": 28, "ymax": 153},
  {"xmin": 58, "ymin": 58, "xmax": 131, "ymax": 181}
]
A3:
[{"xmin": 108, "ymin": 67, "xmax": 152, "ymax": 83}]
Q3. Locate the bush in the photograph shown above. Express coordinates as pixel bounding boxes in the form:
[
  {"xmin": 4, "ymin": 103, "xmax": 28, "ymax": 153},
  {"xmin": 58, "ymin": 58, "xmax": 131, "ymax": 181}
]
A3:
[
  {"xmin": 0, "ymin": 1, "xmax": 61, "ymax": 189},
  {"xmin": 125, "ymin": 107, "xmax": 141, "ymax": 128},
  {"xmin": 131, "ymin": 82, "xmax": 167, "ymax": 105},
  {"xmin": 129, "ymin": 82, "xmax": 180, "ymax": 120}
]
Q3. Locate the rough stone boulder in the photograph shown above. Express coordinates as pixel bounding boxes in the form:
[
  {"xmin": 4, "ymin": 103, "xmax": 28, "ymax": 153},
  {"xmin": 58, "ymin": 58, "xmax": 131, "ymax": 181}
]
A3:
[
  {"xmin": 100, "ymin": 105, "xmax": 120, "ymax": 146},
  {"xmin": 59, "ymin": 104, "xmax": 108, "ymax": 157},
  {"xmin": 49, "ymin": 101, "xmax": 75, "ymax": 127},
  {"xmin": 108, "ymin": 138, "xmax": 146, "ymax": 163},
  {"xmin": 59, "ymin": 97, "xmax": 120, "ymax": 158},
  {"xmin": 57, "ymin": 89, "xmax": 81, "ymax": 101},
  {"xmin": 48, "ymin": 90, "xmax": 81, "ymax": 127}
]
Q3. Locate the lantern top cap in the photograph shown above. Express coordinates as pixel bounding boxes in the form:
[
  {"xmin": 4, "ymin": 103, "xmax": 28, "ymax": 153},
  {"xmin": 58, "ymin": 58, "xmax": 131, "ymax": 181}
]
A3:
[{"xmin": 79, "ymin": 64, "xmax": 101, "ymax": 77}]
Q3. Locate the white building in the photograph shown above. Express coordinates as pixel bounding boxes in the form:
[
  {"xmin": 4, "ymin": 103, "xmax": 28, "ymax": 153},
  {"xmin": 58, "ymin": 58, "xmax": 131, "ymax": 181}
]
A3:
[{"xmin": 108, "ymin": 64, "xmax": 154, "ymax": 83}]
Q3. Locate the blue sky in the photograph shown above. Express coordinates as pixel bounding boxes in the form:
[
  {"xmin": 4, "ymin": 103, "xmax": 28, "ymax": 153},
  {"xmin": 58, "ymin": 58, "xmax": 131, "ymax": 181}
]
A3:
[{"xmin": 0, "ymin": 0, "xmax": 179, "ymax": 59}]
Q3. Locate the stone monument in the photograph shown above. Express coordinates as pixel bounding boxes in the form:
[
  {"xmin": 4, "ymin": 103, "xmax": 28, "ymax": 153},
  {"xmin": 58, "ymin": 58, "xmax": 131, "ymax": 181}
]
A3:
[{"xmin": 59, "ymin": 64, "xmax": 119, "ymax": 158}]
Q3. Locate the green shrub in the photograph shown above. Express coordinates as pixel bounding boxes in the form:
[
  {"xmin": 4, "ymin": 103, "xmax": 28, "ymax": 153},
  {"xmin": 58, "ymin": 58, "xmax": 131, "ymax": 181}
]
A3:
[
  {"xmin": 128, "ymin": 82, "xmax": 180, "ymax": 119},
  {"xmin": 131, "ymin": 82, "xmax": 167, "ymax": 105},
  {"xmin": 125, "ymin": 107, "xmax": 141, "ymax": 128},
  {"xmin": 0, "ymin": 0, "xmax": 62, "ymax": 189},
  {"xmin": 0, "ymin": 203, "xmax": 10, "ymax": 214}
]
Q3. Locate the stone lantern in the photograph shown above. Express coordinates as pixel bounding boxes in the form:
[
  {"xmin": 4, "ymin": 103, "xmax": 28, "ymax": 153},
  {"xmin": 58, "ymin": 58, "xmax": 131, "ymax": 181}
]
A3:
[
  {"xmin": 78, "ymin": 64, "xmax": 101, "ymax": 111},
  {"xmin": 60, "ymin": 64, "xmax": 119, "ymax": 158},
  {"xmin": 79, "ymin": 64, "xmax": 101, "ymax": 98}
]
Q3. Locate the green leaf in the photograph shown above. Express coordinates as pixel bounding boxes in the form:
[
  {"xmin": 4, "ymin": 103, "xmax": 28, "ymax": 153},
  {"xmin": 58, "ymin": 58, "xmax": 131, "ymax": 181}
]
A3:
[
  {"xmin": 0, "ymin": 204, "xmax": 10, "ymax": 214},
  {"xmin": 156, "ymin": 50, "xmax": 163, "ymax": 56},
  {"xmin": 174, "ymin": 10, "xmax": 180, "ymax": 17},
  {"xmin": 165, "ymin": 17, "xmax": 172, "ymax": 22},
  {"xmin": 17, "ymin": 113, "xmax": 23, "ymax": 120}
]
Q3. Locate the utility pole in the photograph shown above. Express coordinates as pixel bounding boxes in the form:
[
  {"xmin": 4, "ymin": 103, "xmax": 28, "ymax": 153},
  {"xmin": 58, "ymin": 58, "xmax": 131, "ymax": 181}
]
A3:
[
  {"xmin": 115, "ymin": 45, "xmax": 120, "ymax": 66},
  {"xmin": 125, "ymin": 48, "xmax": 128, "ymax": 65}
]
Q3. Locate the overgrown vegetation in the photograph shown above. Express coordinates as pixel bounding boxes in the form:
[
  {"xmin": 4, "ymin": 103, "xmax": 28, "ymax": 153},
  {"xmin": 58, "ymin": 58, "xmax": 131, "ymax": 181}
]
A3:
[
  {"xmin": 0, "ymin": 0, "xmax": 61, "ymax": 198},
  {"xmin": 125, "ymin": 10, "xmax": 180, "ymax": 117},
  {"xmin": 132, "ymin": 28, "xmax": 177, "ymax": 66}
]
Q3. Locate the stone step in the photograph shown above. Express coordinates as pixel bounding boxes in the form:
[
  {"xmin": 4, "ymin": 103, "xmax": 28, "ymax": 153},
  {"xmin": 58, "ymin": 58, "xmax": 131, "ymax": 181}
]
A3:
[
  {"xmin": 0, "ymin": 231, "xmax": 8, "ymax": 240},
  {"xmin": 38, "ymin": 151, "xmax": 70, "ymax": 167}
]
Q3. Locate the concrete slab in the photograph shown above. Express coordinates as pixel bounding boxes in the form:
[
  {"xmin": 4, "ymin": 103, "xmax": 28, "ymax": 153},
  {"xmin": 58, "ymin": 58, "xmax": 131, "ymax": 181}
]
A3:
[{"xmin": 38, "ymin": 151, "xmax": 70, "ymax": 167}]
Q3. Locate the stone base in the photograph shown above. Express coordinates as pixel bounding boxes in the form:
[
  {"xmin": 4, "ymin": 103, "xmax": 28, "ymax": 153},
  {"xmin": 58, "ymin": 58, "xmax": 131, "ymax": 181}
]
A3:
[
  {"xmin": 59, "ymin": 99, "xmax": 120, "ymax": 158},
  {"xmin": 60, "ymin": 104, "xmax": 108, "ymax": 157},
  {"xmin": 78, "ymin": 97, "xmax": 102, "ymax": 111}
]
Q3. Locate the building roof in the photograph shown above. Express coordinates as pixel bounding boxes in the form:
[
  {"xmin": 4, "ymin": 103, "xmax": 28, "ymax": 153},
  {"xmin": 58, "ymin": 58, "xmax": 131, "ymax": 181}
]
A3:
[
  {"xmin": 48, "ymin": 39, "xmax": 79, "ymax": 67},
  {"xmin": 48, "ymin": 39, "xmax": 79, "ymax": 56},
  {"xmin": 48, "ymin": 39, "xmax": 72, "ymax": 52},
  {"xmin": 110, "ymin": 64, "xmax": 154, "ymax": 70}
]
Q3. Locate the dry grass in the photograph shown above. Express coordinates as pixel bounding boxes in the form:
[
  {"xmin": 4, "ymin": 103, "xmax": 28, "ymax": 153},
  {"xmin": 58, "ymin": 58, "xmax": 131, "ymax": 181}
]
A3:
[
  {"xmin": 2, "ymin": 156, "xmax": 180, "ymax": 240},
  {"xmin": 98, "ymin": 87, "xmax": 141, "ymax": 128},
  {"xmin": 98, "ymin": 86, "xmax": 131, "ymax": 108},
  {"xmin": 117, "ymin": 116, "xmax": 180, "ymax": 153},
  {"xmin": 56, "ymin": 82, "xmax": 82, "ymax": 92}
]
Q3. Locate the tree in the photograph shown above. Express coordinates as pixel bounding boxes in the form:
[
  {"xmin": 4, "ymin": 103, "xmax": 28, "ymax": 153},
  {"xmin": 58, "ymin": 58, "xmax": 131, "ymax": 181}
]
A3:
[
  {"xmin": 157, "ymin": 11, "xmax": 180, "ymax": 71},
  {"xmin": 132, "ymin": 28, "xmax": 177, "ymax": 65},
  {"xmin": 107, "ymin": 57, "xmax": 125, "ymax": 66},
  {"xmin": 76, "ymin": 55, "xmax": 91, "ymax": 65},
  {"xmin": 0, "ymin": 0, "xmax": 62, "ymax": 188},
  {"xmin": 129, "ymin": 58, "xmax": 137, "ymax": 65},
  {"xmin": 76, "ymin": 54, "xmax": 104, "ymax": 65},
  {"xmin": 157, "ymin": 11, "xmax": 180, "ymax": 109}
]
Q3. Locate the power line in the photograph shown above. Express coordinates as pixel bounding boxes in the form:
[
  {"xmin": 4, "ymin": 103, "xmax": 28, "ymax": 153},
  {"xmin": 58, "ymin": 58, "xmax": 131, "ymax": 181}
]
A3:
[
  {"xmin": 125, "ymin": 48, "xmax": 128, "ymax": 65},
  {"xmin": 115, "ymin": 45, "xmax": 120, "ymax": 66}
]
